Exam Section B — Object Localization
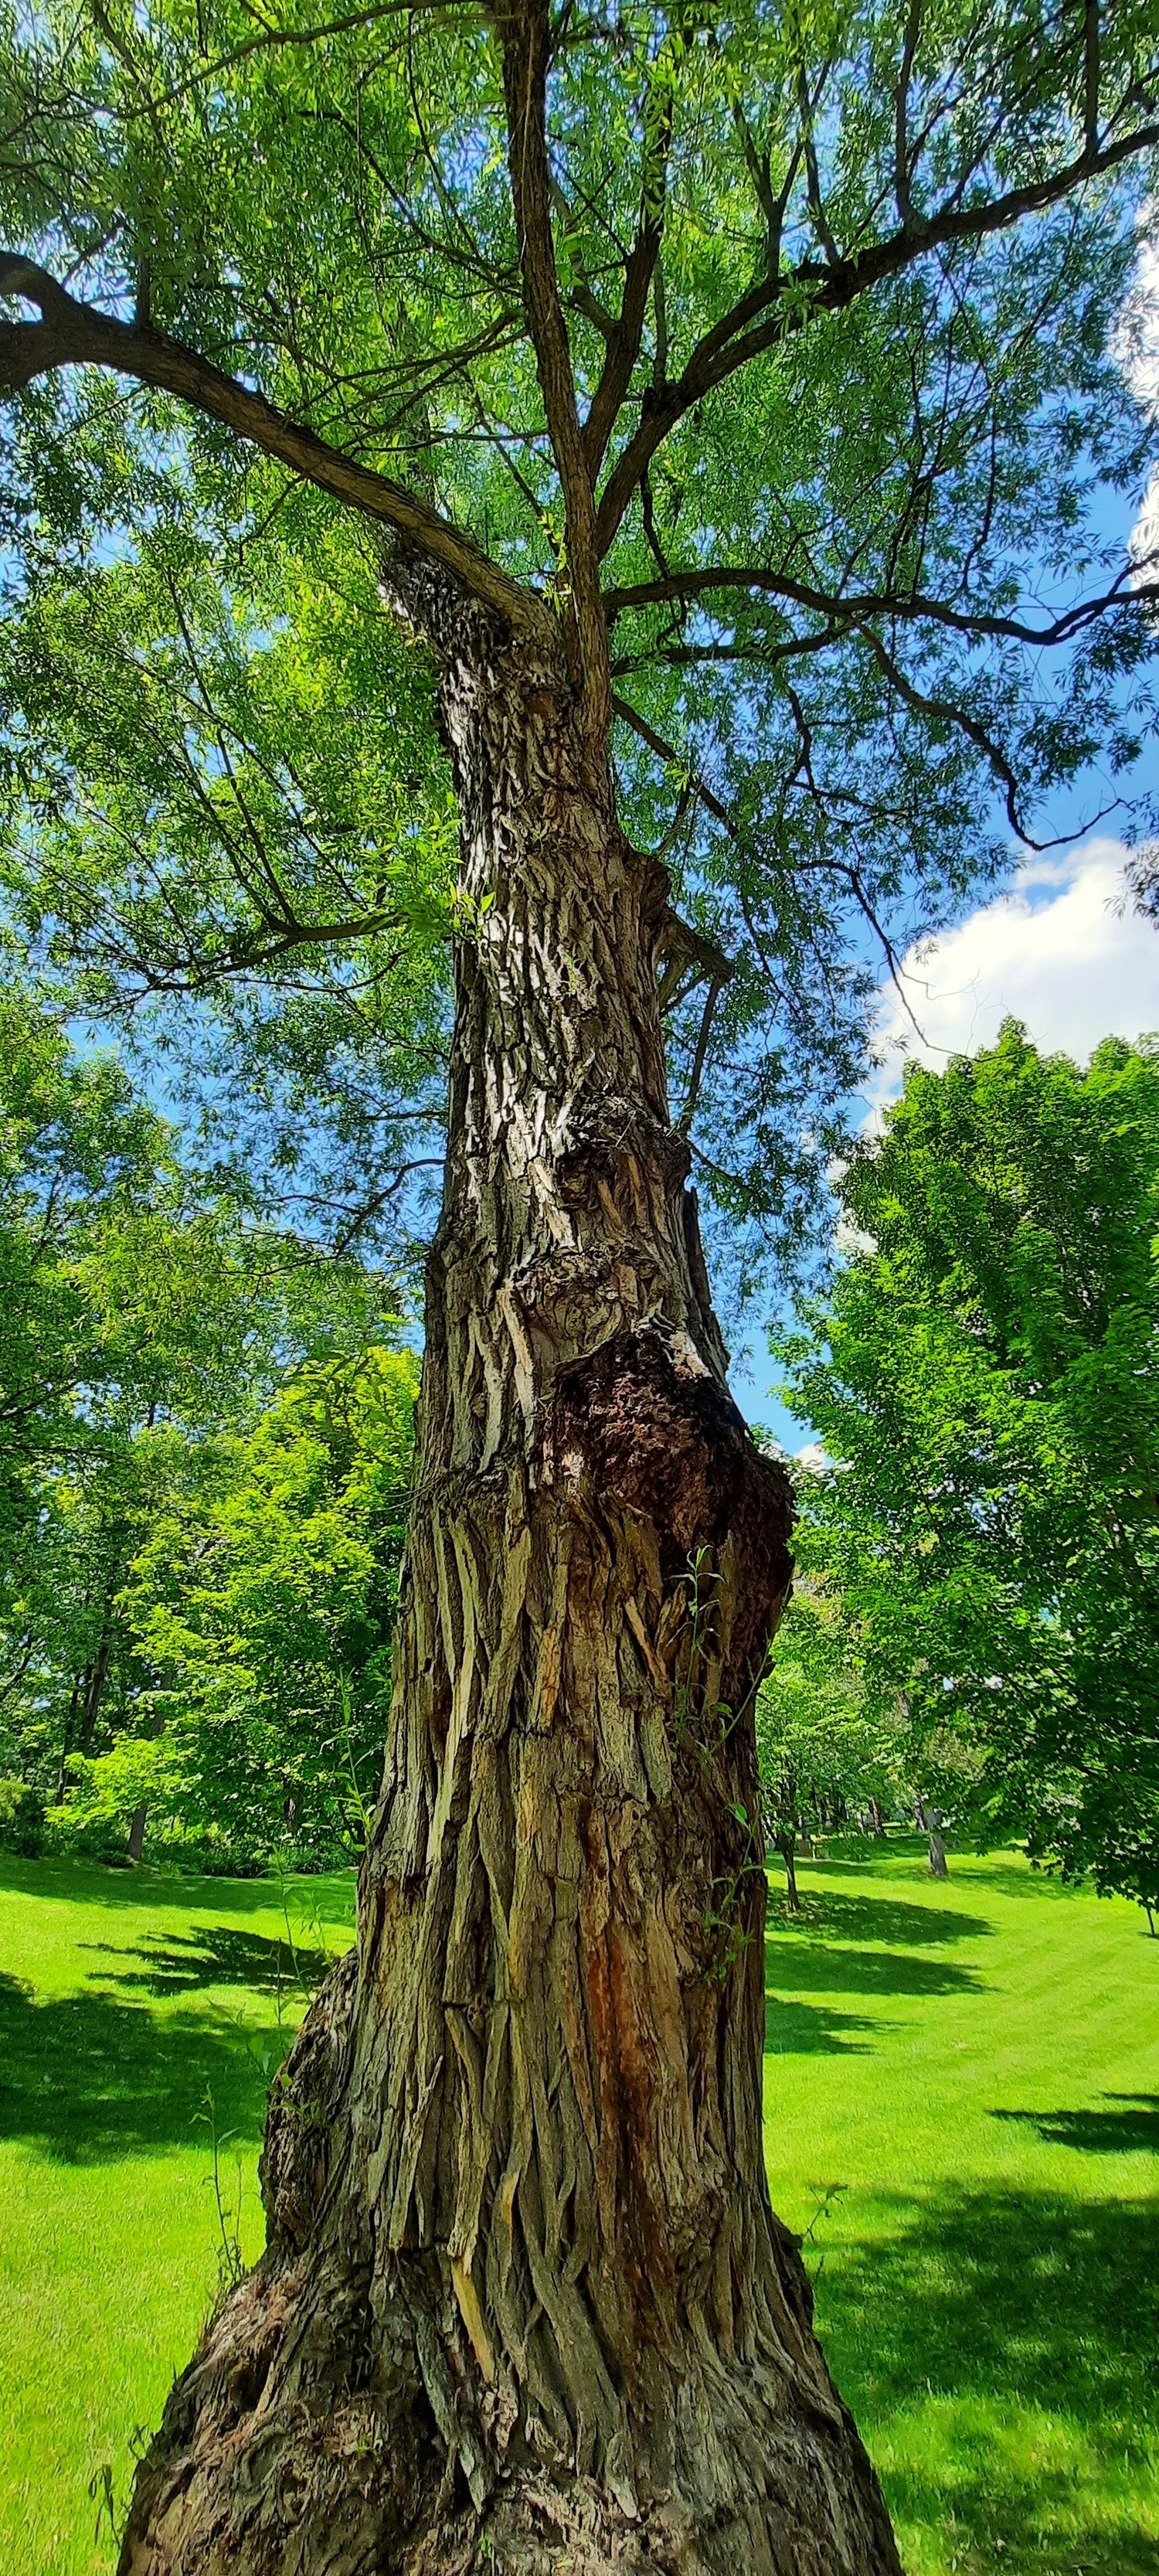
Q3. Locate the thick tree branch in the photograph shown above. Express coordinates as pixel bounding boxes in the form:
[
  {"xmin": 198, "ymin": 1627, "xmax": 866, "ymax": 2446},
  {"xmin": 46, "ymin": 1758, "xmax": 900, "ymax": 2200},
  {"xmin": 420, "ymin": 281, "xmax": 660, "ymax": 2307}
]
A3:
[
  {"xmin": 894, "ymin": 0, "xmax": 924, "ymax": 230},
  {"xmin": 723, "ymin": 89, "xmax": 780, "ymax": 273},
  {"xmin": 0, "ymin": 256, "xmax": 552, "ymax": 644},
  {"xmin": 653, "ymin": 910, "xmax": 733, "ymax": 1006},
  {"xmin": 605, "ymin": 563, "xmax": 1159, "ymax": 651},
  {"xmin": 593, "ymin": 117, "xmax": 1159, "ymax": 558},
  {"xmin": 206, "ymin": 907, "xmax": 408, "ymax": 972},
  {"xmin": 549, "ymin": 179, "xmax": 618, "ymax": 342},
  {"xmin": 493, "ymin": 0, "xmax": 612, "ymax": 733},
  {"xmin": 1083, "ymin": 0, "xmax": 1100, "ymax": 154},
  {"xmin": 676, "ymin": 977, "xmax": 722, "ymax": 1135},
  {"xmin": 797, "ymin": 63, "xmax": 841, "ymax": 267}
]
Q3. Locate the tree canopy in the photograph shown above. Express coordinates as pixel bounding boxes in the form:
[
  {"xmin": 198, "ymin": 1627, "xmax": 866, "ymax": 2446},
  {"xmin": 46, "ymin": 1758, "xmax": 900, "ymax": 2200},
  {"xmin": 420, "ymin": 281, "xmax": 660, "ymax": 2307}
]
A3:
[
  {"xmin": 1, "ymin": 0, "xmax": 1157, "ymax": 1271},
  {"xmin": 756, "ymin": 1570, "xmax": 906, "ymax": 1905},
  {"xmin": 117, "ymin": 1342, "xmax": 416, "ymax": 1866},
  {"xmin": 777, "ymin": 1023, "xmax": 1159, "ymax": 1914}
]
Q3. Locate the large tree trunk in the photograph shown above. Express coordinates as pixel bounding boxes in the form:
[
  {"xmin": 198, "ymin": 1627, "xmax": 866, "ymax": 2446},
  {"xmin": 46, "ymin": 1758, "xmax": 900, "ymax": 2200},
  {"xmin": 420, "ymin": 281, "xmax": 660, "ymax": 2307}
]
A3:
[
  {"xmin": 120, "ymin": 610, "xmax": 900, "ymax": 2576},
  {"xmin": 56, "ymin": 1598, "xmax": 116, "ymax": 1802},
  {"xmin": 774, "ymin": 1832, "xmax": 801, "ymax": 1917},
  {"xmin": 919, "ymin": 1801, "xmax": 949, "ymax": 1880}
]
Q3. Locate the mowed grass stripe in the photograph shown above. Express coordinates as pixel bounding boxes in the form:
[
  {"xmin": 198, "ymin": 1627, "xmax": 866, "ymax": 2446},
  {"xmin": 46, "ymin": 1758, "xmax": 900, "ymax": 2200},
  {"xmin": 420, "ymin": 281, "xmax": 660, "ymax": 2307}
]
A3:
[{"xmin": 763, "ymin": 1844, "xmax": 1159, "ymax": 2575}]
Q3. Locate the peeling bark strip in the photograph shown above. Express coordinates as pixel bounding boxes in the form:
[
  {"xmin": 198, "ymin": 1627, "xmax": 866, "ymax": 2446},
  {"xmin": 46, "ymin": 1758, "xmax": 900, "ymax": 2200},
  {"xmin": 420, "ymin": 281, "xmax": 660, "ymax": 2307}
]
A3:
[{"xmin": 120, "ymin": 609, "xmax": 901, "ymax": 2574}]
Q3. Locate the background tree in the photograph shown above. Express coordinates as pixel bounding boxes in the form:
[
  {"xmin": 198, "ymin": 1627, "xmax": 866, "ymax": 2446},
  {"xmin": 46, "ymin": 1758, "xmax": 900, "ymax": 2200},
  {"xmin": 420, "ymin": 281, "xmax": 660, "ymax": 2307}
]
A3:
[
  {"xmin": 0, "ymin": 980, "xmax": 406, "ymax": 1841},
  {"xmin": 777, "ymin": 1023, "xmax": 1159, "ymax": 1924},
  {"xmin": 0, "ymin": 969, "xmax": 164, "ymax": 1710},
  {"xmin": 1, "ymin": 3, "xmax": 1158, "ymax": 2568},
  {"xmin": 756, "ymin": 1576, "xmax": 905, "ymax": 1909},
  {"xmin": 0, "ymin": 980, "xmax": 185, "ymax": 1781},
  {"xmin": 104, "ymin": 1345, "xmax": 418, "ymax": 1867}
]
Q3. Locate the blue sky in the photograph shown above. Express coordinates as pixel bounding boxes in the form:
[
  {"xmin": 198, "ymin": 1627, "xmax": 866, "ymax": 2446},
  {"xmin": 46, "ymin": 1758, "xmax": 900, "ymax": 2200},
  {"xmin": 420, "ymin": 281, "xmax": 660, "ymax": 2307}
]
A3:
[
  {"xmin": 738, "ymin": 427, "xmax": 1159, "ymax": 1454},
  {"xmin": 740, "ymin": 822, "xmax": 1159, "ymax": 1452}
]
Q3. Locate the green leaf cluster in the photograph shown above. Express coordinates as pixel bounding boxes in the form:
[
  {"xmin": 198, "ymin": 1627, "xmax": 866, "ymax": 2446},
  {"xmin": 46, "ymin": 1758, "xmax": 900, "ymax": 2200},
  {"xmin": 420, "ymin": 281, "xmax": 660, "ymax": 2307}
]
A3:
[{"xmin": 71, "ymin": 1344, "xmax": 417, "ymax": 1867}]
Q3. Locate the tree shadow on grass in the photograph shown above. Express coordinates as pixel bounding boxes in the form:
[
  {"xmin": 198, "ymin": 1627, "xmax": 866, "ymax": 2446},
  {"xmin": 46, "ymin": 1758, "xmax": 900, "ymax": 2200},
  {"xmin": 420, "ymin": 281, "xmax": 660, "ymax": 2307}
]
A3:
[
  {"xmin": 765, "ymin": 1940, "xmax": 984, "ymax": 2000},
  {"xmin": 944, "ymin": 1860, "xmax": 1076, "ymax": 1900},
  {"xmin": 763, "ymin": 1989, "xmax": 883, "ymax": 2054},
  {"xmin": 80, "ymin": 1925, "xmax": 335, "ymax": 1999},
  {"xmin": 817, "ymin": 2184, "xmax": 1159, "ymax": 2572},
  {"xmin": 0, "ymin": 1969, "xmax": 287, "ymax": 2163},
  {"xmin": 0, "ymin": 1850, "xmax": 357, "ymax": 1928},
  {"xmin": 991, "ymin": 2096, "xmax": 1159, "ymax": 2156},
  {"xmin": 767, "ymin": 1889, "xmax": 987, "ymax": 1948}
]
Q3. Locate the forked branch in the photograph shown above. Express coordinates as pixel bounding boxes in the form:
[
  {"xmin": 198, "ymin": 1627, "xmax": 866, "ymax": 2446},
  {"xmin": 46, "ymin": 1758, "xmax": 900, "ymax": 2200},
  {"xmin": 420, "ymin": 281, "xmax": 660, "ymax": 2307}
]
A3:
[{"xmin": 593, "ymin": 114, "xmax": 1159, "ymax": 558}]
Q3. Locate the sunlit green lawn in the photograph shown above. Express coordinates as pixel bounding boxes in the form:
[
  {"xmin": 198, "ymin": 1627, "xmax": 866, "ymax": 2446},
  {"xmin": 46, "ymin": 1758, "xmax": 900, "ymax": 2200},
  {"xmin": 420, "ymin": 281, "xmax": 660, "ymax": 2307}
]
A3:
[
  {"xmin": 0, "ymin": 1856, "xmax": 357, "ymax": 2575},
  {"xmin": 2, "ymin": 1845, "xmax": 1156, "ymax": 2575},
  {"xmin": 764, "ymin": 1843, "xmax": 1159, "ymax": 2576}
]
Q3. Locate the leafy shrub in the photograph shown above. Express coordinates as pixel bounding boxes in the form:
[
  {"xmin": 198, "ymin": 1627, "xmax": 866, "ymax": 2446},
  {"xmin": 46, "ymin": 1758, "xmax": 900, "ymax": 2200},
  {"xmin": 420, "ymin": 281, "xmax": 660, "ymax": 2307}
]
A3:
[
  {"xmin": 142, "ymin": 1823, "xmax": 267, "ymax": 1878},
  {"xmin": 0, "ymin": 1776, "xmax": 45, "ymax": 1856},
  {"xmin": 40, "ymin": 1801, "xmax": 131, "ymax": 1866},
  {"xmin": 40, "ymin": 1796, "xmax": 274, "ymax": 1878}
]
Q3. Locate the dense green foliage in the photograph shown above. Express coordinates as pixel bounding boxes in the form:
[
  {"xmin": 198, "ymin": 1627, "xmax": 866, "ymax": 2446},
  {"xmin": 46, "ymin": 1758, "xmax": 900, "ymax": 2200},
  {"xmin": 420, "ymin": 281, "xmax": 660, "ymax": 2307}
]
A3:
[
  {"xmin": 0, "ymin": 1772, "xmax": 44, "ymax": 1853},
  {"xmin": 777, "ymin": 1025, "xmax": 1159, "ymax": 1912},
  {"xmin": 2, "ymin": 1846, "xmax": 1154, "ymax": 2576},
  {"xmin": 0, "ymin": 0, "xmax": 1156, "ymax": 1277},
  {"xmin": 0, "ymin": 983, "xmax": 414, "ymax": 1866},
  {"xmin": 111, "ymin": 1345, "xmax": 416, "ymax": 1864}
]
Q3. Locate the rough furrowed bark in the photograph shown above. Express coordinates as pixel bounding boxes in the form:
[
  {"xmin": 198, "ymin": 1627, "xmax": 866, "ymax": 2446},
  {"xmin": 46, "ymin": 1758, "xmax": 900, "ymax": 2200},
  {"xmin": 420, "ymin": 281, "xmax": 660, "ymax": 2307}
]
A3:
[{"xmin": 120, "ymin": 600, "xmax": 902, "ymax": 2576}]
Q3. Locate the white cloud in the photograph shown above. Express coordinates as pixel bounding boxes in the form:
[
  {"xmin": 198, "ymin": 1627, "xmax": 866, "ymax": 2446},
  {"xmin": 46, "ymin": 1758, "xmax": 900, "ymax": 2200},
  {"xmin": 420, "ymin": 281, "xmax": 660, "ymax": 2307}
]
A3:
[
  {"xmin": 1116, "ymin": 227, "xmax": 1159, "ymax": 408},
  {"xmin": 1117, "ymin": 225, "xmax": 1159, "ymax": 569},
  {"xmin": 865, "ymin": 836, "xmax": 1159, "ymax": 1121}
]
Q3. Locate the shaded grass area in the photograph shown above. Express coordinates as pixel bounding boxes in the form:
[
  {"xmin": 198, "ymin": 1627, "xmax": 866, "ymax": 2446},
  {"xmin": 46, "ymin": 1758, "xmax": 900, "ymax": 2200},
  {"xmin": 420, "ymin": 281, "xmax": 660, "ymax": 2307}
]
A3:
[
  {"xmin": 829, "ymin": 2184, "xmax": 1159, "ymax": 2574},
  {"xmin": 2, "ymin": 1846, "xmax": 1156, "ymax": 2574},
  {"xmin": 0, "ymin": 1855, "xmax": 355, "ymax": 2574},
  {"xmin": 764, "ymin": 1842, "xmax": 1159, "ymax": 2575}
]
